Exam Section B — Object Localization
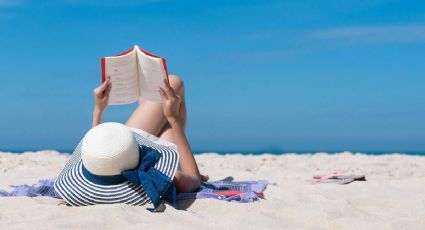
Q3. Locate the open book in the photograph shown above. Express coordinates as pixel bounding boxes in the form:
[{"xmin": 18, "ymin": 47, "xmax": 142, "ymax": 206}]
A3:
[{"xmin": 101, "ymin": 45, "xmax": 169, "ymax": 105}]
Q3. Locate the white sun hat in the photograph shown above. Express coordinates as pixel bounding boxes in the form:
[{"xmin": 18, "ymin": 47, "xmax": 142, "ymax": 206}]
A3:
[
  {"xmin": 81, "ymin": 122, "xmax": 140, "ymax": 176},
  {"xmin": 54, "ymin": 122, "xmax": 179, "ymax": 208}
]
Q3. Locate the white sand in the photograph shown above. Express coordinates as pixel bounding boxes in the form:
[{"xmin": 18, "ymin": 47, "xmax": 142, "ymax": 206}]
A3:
[{"xmin": 1, "ymin": 151, "xmax": 425, "ymax": 229}]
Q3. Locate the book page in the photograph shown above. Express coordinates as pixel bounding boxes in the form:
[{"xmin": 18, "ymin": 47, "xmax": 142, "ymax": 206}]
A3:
[
  {"xmin": 104, "ymin": 49, "xmax": 139, "ymax": 105},
  {"xmin": 136, "ymin": 48, "xmax": 167, "ymax": 102}
]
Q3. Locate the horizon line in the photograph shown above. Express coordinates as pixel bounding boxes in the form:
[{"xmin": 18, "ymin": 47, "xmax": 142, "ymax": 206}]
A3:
[{"xmin": 1, "ymin": 149, "xmax": 424, "ymax": 155}]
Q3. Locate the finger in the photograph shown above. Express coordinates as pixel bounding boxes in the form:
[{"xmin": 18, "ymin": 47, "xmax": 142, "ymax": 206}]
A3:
[
  {"xmin": 162, "ymin": 79, "xmax": 174, "ymax": 96},
  {"xmin": 100, "ymin": 77, "xmax": 110, "ymax": 91},
  {"xmin": 158, "ymin": 87, "xmax": 168, "ymax": 100},
  {"xmin": 163, "ymin": 78, "xmax": 171, "ymax": 88},
  {"xmin": 105, "ymin": 82, "xmax": 112, "ymax": 97},
  {"xmin": 163, "ymin": 78, "xmax": 173, "ymax": 91},
  {"xmin": 94, "ymin": 87, "xmax": 100, "ymax": 96}
]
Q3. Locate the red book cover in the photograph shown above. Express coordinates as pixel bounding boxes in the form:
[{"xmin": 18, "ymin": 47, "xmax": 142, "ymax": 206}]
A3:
[{"xmin": 101, "ymin": 46, "xmax": 169, "ymax": 84}]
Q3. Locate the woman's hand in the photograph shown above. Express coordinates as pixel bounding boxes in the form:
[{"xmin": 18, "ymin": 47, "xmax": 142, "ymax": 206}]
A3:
[
  {"xmin": 92, "ymin": 77, "xmax": 112, "ymax": 127},
  {"xmin": 94, "ymin": 76, "xmax": 112, "ymax": 113},
  {"xmin": 159, "ymin": 78, "xmax": 181, "ymax": 125}
]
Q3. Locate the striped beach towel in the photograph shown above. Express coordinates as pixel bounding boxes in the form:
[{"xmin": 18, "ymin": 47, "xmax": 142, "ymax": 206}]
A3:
[
  {"xmin": 177, "ymin": 180, "xmax": 268, "ymax": 202},
  {"xmin": 0, "ymin": 179, "xmax": 268, "ymax": 203}
]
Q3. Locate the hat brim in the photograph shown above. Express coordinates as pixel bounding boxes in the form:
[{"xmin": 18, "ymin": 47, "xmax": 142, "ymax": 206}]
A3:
[{"xmin": 54, "ymin": 128, "xmax": 179, "ymax": 206}]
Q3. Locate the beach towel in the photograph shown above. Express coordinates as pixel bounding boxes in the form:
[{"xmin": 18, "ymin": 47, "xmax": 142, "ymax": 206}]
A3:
[
  {"xmin": 177, "ymin": 180, "xmax": 268, "ymax": 202},
  {"xmin": 0, "ymin": 179, "xmax": 61, "ymax": 198},
  {"xmin": 0, "ymin": 178, "xmax": 268, "ymax": 203}
]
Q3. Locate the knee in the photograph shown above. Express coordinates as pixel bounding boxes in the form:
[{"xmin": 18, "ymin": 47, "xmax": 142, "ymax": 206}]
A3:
[{"xmin": 168, "ymin": 75, "xmax": 184, "ymax": 96}]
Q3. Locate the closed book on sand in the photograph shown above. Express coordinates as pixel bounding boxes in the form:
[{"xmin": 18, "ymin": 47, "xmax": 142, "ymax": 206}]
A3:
[{"xmin": 101, "ymin": 45, "xmax": 169, "ymax": 105}]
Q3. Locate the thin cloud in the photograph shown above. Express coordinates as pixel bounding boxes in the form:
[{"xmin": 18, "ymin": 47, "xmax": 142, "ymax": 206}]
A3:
[
  {"xmin": 0, "ymin": 0, "xmax": 21, "ymax": 20},
  {"xmin": 0, "ymin": 0, "xmax": 167, "ymax": 8},
  {"xmin": 62, "ymin": 0, "xmax": 166, "ymax": 6},
  {"xmin": 310, "ymin": 25, "xmax": 425, "ymax": 43},
  {"xmin": 0, "ymin": 0, "xmax": 22, "ymax": 7},
  {"xmin": 223, "ymin": 50, "xmax": 288, "ymax": 63}
]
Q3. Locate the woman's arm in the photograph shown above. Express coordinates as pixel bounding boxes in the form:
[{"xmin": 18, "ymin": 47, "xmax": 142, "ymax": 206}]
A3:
[
  {"xmin": 159, "ymin": 79, "xmax": 201, "ymax": 192},
  {"xmin": 168, "ymin": 118, "xmax": 202, "ymax": 192},
  {"xmin": 92, "ymin": 108, "xmax": 103, "ymax": 127},
  {"xmin": 92, "ymin": 77, "xmax": 112, "ymax": 127}
]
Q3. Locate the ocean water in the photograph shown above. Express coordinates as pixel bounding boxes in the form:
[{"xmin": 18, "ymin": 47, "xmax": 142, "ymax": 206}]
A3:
[
  {"xmin": 192, "ymin": 150, "xmax": 425, "ymax": 156},
  {"xmin": 1, "ymin": 149, "xmax": 424, "ymax": 156}
]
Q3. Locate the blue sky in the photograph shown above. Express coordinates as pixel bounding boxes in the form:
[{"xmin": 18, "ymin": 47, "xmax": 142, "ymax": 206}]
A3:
[{"xmin": 0, "ymin": 0, "xmax": 424, "ymax": 153}]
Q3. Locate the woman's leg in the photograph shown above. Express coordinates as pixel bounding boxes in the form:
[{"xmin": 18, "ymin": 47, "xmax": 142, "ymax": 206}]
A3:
[
  {"xmin": 125, "ymin": 97, "xmax": 168, "ymax": 137},
  {"xmin": 126, "ymin": 75, "xmax": 186, "ymax": 136}
]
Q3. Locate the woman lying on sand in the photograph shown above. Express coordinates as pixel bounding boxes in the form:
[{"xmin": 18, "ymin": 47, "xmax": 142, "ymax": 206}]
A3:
[
  {"xmin": 93, "ymin": 75, "xmax": 207, "ymax": 192},
  {"xmin": 53, "ymin": 75, "xmax": 207, "ymax": 207}
]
